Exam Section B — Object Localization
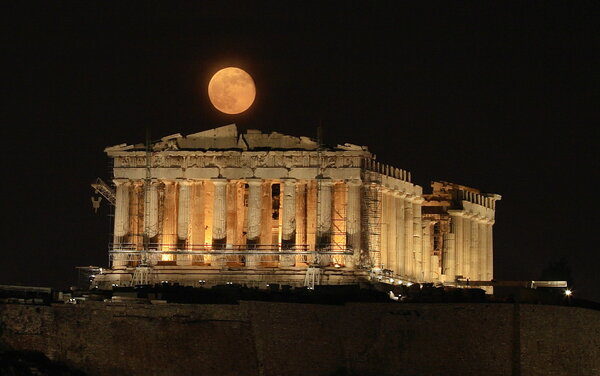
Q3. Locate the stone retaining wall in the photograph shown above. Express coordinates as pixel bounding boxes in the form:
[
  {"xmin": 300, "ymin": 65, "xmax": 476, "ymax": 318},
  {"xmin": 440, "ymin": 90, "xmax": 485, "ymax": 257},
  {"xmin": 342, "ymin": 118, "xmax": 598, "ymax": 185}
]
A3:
[{"xmin": 1, "ymin": 302, "xmax": 598, "ymax": 376}]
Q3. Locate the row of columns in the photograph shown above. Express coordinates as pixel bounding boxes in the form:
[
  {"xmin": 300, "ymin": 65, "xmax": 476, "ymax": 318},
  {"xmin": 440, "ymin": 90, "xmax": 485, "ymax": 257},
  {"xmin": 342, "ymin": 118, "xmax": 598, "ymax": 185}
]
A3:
[
  {"xmin": 112, "ymin": 178, "xmax": 362, "ymax": 268},
  {"xmin": 445, "ymin": 211, "xmax": 494, "ymax": 282},
  {"xmin": 113, "ymin": 178, "xmax": 494, "ymax": 283},
  {"xmin": 380, "ymin": 188, "xmax": 425, "ymax": 282}
]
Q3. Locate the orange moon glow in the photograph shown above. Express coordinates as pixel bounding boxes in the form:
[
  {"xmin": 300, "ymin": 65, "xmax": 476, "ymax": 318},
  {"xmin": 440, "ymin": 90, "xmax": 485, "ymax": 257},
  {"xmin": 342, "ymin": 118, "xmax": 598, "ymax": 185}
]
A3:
[{"xmin": 208, "ymin": 67, "xmax": 256, "ymax": 114}]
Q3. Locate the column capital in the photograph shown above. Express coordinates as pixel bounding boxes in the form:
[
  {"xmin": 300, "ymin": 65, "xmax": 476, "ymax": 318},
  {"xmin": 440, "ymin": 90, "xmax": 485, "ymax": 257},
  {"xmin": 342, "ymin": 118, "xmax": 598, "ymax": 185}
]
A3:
[
  {"xmin": 281, "ymin": 178, "xmax": 297, "ymax": 184},
  {"xmin": 410, "ymin": 196, "xmax": 425, "ymax": 204},
  {"xmin": 473, "ymin": 215, "xmax": 490, "ymax": 223},
  {"xmin": 471, "ymin": 215, "xmax": 481, "ymax": 223},
  {"xmin": 447, "ymin": 209, "xmax": 464, "ymax": 217},
  {"xmin": 346, "ymin": 179, "xmax": 362, "ymax": 187},
  {"xmin": 471, "ymin": 215, "xmax": 483, "ymax": 224},
  {"xmin": 176, "ymin": 179, "xmax": 192, "ymax": 186},
  {"xmin": 316, "ymin": 177, "xmax": 333, "ymax": 186},
  {"xmin": 113, "ymin": 178, "xmax": 129, "ymax": 186},
  {"xmin": 462, "ymin": 211, "xmax": 475, "ymax": 219},
  {"xmin": 245, "ymin": 178, "xmax": 263, "ymax": 186},
  {"xmin": 485, "ymin": 193, "xmax": 502, "ymax": 201},
  {"xmin": 392, "ymin": 190, "xmax": 408, "ymax": 198},
  {"xmin": 211, "ymin": 178, "xmax": 228, "ymax": 186}
]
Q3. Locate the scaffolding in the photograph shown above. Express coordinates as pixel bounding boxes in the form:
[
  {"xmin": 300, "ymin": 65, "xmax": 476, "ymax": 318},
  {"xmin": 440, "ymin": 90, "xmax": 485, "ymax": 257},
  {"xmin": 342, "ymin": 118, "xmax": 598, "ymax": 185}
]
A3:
[
  {"xmin": 303, "ymin": 266, "xmax": 321, "ymax": 289},
  {"xmin": 361, "ymin": 161, "xmax": 382, "ymax": 268},
  {"xmin": 109, "ymin": 244, "xmax": 350, "ymax": 267},
  {"xmin": 131, "ymin": 266, "xmax": 152, "ymax": 286},
  {"xmin": 310, "ymin": 127, "xmax": 326, "ymax": 284},
  {"xmin": 131, "ymin": 130, "xmax": 154, "ymax": 286},
  {"xmin": 330, "ymin": 182, "xmax": 348, "ymax": 266}
]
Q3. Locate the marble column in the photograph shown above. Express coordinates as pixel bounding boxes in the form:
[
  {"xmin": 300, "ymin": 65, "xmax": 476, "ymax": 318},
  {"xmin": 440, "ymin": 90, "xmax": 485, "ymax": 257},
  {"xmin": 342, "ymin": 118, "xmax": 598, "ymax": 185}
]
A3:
[
  {"xmin": 404, "ymin": 198, "xmax": 414, "ymax": 279},
  {"xmin": 451, "ymin": 211, "xmax": 464, "ymax": 277},
  {"xmin": 245, "ymin": 179, "xmax": 262, "ymax": 267},
  {"xmin": 422, "ymin": 219, "xmax": 432, "ymax": 281},
  {"xmin": 226, "ymin": 181, "xmax": 239, "ymax": 251},
  {"xmin": 395, "ymin": 193, "xmax": 406, "ymax": 276},
  {"xmin": 487, "ymin": 221, "xmax": 494, "ymax": 282},
  {"xmin": 212, "ymin": 179, "xmax": 227, "ymax": 267},
  {"xmin": 470, "ymin": 218, "xmax": 479, "ymax": 280},
  {"xmin": 280, "ymin": 179, "xmax": 297, "ymax": 267},
  {"xmin": 160, "ymin": 181, "xmax": 178, "ymax": 261},
  {"xmin": 446, "ymin": 211, "xmax": 463, "ymax": 281},
  {"xmin": 413, "ymin": 200, "xmax": 423, "ymax": 281},
  {"xmin": 113, "ymin": 179, "xmax": 130, "ymax": 268},
  {"xmin": 113, "ymin": 179, "xmax": 130, "ymax": 239},
  {"xmin": 177, "ymin": 180, "xmax": 190, "ymax": 241},
  {"xmin": 295, "ymin": 182, "xmax": 307, "ymax": 265},
  {"xmin": 346, "ymin": 180, "xmax": 362, "ymax": 268},
  {"xmin": 462, "ymin": 214, "xmax": 472, "ymax": 279},
  {"xmin": 387, "ymin": 190, "xmax": 397, "ymax": 273},
  {"xmin": 479, "ymin": 220, "xmax": 487, "ymax": 282},
  {"xmin": 190, "ymin": 181, "xmax": 205, "ymax": 264},
  {"xmin": 442, "ymin": 232, "xmax": 456, "ymax": 283},
  {"xmin": 380, "ymin": 190, "xmax": 389, "ymax": 270},
  {"xmin": 177, "ymin": 180, "xmax": 191, "ymax": 265},
  {"xmin": 382, "ymin": 190, "xmax": 392, "ymax": 271},
  {"xmin": 144, "ymin": 181, "xmax": 159, "ymax": 239},
  {"xmin": 306, "ymin": 181, "xmax": 317, "ymax": 260},
  {"xmin": 317, "ymin": 179, "xmax": 333, "ymax": 266}
]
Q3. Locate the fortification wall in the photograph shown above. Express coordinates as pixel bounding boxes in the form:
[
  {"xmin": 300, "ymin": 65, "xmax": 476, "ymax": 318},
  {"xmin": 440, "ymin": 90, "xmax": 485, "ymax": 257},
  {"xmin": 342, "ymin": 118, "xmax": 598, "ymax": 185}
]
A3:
[{"xmin": 1, "ymin": 302, "xmax": 598, "ymax": 376}]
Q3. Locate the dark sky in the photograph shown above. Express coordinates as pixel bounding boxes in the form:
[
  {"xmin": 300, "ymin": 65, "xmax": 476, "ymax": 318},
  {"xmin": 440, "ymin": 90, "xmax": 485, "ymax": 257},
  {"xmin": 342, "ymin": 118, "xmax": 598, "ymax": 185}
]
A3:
[{"xmin": 4, "ymin": 2, "xmax": 599, "ymax": 302}]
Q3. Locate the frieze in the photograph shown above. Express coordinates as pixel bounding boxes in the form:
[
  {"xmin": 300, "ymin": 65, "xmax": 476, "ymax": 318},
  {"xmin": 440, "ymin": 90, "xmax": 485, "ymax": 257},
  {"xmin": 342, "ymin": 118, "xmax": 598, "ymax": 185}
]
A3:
[{"xmin": 115, "ymin": 153, "xmax": 366, "ymax": 170}]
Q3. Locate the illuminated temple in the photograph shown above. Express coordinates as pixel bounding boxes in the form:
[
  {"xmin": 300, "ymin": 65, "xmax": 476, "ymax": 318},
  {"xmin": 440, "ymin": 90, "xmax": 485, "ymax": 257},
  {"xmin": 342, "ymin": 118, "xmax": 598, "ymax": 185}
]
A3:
[{"xmin": 92, "ymin": 124, "xmax": 500, "ymax": 290}]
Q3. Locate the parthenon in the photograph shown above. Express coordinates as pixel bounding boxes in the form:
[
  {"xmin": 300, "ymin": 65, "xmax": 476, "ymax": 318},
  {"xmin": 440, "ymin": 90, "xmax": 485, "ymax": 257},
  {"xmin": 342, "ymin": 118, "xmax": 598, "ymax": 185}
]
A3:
[{"xmin": 92, "ymin": 124, "xmax": 500, "ymax": 290}]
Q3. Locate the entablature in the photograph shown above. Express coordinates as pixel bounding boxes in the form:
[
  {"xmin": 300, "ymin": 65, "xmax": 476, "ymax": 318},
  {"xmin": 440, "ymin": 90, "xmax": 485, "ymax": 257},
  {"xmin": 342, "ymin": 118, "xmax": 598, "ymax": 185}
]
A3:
[
  {"xmin": 110, "ymin": 150, "xmax": 370, "ymax": 170},
  {"xmin": 113, "ymin": 167, "xmax": 364, "ymax": 181}
]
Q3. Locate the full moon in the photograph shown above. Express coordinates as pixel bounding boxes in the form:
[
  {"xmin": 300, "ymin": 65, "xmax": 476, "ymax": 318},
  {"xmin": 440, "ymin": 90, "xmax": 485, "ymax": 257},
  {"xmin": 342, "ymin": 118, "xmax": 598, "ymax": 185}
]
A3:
[{"xmin": 208, "ymin": 67, "xmax": 256, "ymax": 114}]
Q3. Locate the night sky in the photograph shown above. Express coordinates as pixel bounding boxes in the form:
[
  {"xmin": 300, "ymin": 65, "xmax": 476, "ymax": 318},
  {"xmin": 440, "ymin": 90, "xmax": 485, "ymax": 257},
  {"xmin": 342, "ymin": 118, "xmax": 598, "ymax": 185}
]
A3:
[{"xmin": 4, "ymin": 2, "xmax": 599, "ymax": 302}]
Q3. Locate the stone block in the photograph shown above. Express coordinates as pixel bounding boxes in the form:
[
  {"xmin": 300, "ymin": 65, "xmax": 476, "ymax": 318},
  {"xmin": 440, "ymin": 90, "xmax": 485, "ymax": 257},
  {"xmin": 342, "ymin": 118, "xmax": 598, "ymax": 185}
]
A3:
[
  {"xmin": 254, "ymin": 168, "xmax": 289, "ymax": 179},
  {"xmin": 184, "ymin": 168, "xmax": 220, "ymax": 179}
]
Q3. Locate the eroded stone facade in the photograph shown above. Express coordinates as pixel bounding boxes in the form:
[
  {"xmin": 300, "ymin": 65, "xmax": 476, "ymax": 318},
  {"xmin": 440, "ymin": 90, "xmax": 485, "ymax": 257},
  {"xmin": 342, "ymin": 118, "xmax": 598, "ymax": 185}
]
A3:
[{"xmin": 93, "ymin": 124, "xmax": 500, "ymax": 289}]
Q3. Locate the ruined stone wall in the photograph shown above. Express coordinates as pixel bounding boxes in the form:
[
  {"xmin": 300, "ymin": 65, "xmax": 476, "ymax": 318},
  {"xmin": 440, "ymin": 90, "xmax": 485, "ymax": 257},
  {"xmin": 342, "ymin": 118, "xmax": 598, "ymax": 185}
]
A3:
[{"xmin": 1, "ymin": 302, "xmax": 598, "ymax": 376}]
